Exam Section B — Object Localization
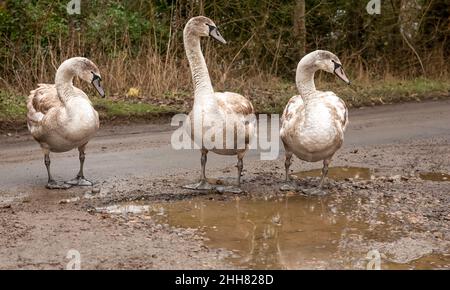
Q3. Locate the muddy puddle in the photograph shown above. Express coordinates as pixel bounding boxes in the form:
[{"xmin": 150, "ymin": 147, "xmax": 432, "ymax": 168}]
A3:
[
  {"xmin": 293, "ymin": 167, "xmax": 374, "ymax": 181},
  {"xmin": 98, "ymin": 193, "xmax": 449, "ymax": 269},
  {"xmin": 293, "ymin": 166, "xmax": 450, "ymax": 184},
  {"xmin": 419, "ymin": 172, "xmax": 450, "ymax": 182}
]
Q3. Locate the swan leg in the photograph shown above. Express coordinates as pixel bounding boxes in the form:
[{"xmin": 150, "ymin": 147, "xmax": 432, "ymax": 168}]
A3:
[
  {"xmin": 66, "ymin": 145, "xmax": 93, "ymax": 187},
  {"xmin": 183, "ymin": 149, "xmax": 214, "ymax": 190},
  {"xmin": 237, "ymin": 152, "xmax": 244, "ymax": 186},
  {"xmin": 45, "ymin": 152, "xmax": 52, "ymax": 182},
  {"xmin": 319, "ymin": 158, "xmax": 331, "ymax": 188},
  {"xmin": 284, "ymin": 151, "xmax": 293, "ymax": 182},
  {"xmin": 302, "ymin": 159, "xmax": 331, "ymax": 196},
  {"xmin": 280, "ymin": 151, "xmax": 297, "ymax": 191},
  {"xmin": 212, "ymin": 153, "xmax": 245, "ymax": 194},
  {"xmin": 44, "ymin": 151, "xmax": 71, "ymax": 190},
  {"xmin": 200, "ymin": 149, "xmax": 207, "ymax": 181},
  {"xmin": 215, "ymin": 152, "xmax": 245, "ymax": 194}
]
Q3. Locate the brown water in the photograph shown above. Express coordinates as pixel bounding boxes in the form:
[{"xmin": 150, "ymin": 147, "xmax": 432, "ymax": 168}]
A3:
[
  {"xmin": 419, "ymin": 172, "xmax": 450, "ymax": 182},
  {"xmin": 98, "ymin": 194, "xmax": 449, "ymax": 269},
  {"xmin": 157, "ymin": 196, "xmax": 350, "ymax": 269},
  {"xmin": 293, "ymin": 167, "xmax": 450, "ymax": 183},
  {"xmin": 96, "ymin": 167, "xmax": 450, "ymax": 269},
  {"xmin": 293, "ymin": 167, "xmax": 374, "ymax": 181}
]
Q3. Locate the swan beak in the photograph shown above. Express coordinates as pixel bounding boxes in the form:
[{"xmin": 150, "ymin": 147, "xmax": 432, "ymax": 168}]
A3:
[
  {"xmin": 209, "ymin": 26, "xmax": 227, "ymax": 44},
  {"xmin": 91, "ymin": 75, "xmax": 106, "ymax": 98},
  {"xmin": 334, "ymin": 65, "xmax": 351, "ymax": 85}
]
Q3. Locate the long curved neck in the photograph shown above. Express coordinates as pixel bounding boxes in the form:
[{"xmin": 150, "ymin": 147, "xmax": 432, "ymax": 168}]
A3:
[
  {"xmin": 295, "ymin": 61, "xmax": 318, "ymax": 99},
  {"xmin": 184, "ymin": 32, "xmax": 214, "ymax": 102},
  {"xmin": 54, "ymin": 61, "xmax": 78, "ymax": 104}
]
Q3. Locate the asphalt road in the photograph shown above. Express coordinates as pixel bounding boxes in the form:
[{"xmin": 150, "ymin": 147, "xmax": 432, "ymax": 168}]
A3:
[{"xmin": 1, "ymin": 100, "xmax": 449, "ymax": 190}]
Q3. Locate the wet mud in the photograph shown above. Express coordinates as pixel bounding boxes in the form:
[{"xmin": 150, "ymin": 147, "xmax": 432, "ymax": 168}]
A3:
[{"xmin": 0, "ymin": 100, "xmax": 449, "ymax": 269}]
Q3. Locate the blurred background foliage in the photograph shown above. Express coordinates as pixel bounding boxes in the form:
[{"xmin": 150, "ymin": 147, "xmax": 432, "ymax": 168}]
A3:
[{"xmin": 0, "ymin": 0, "xmax": 449, "ymax": 124}]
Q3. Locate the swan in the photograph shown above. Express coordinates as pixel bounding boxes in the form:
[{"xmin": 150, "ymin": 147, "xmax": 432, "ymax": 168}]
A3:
[
  {"xmin": 280, "ymin": 50, "xmax": 350, "ymax": 193},
  {"xmin": 27, "ymin": 57, "xmax": 105, "ymax": 189},
  {"xmin": 182, "ymin": 16, "xmax": 256, "ymax": 193}
]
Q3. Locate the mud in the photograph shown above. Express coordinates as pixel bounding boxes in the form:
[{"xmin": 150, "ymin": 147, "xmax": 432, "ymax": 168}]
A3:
[{"xmin": 0, "ymin": 100, "xmax": 449, "ymax": 269}]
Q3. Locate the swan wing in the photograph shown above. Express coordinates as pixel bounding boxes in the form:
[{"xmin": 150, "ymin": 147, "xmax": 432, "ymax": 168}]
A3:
[
  {"xmin": 281, "ymin": 95, "xmax": 304, "ymax": 125},
  {"xmin": 322, "ymin": 92, "xmax": 348, "ymax": 131},
  {"xmin": 27, "ymin": 84, "xmax": 88, "ymax": 124},
  {"xmin": 215, "ymin": 92, "xmax": 256, "ymax": 150},
  {"xmin": 26, "ymin": 84, "xmax": 88, "ymax": 142},
  {"xmin": 280, "ymin": 95, "xmax": 305, "ymax": 148},
  {"xmin": 337, "ymin": 97, "xmax": 349, "ymax": 130},
  {"xmin": 215, "ymin": 92, "xmax": 254, "ymax": 116},
  {"xmin": 26, "ymin": 84, "xmax": 61, "ymax": 130}
]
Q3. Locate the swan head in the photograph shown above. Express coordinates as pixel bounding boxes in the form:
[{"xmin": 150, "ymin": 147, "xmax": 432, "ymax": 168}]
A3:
[
  {"xmin": 58, "ymin": 57, "xmax": 106, "ymax": 98},
  {"xmin": 184, "ymin": 16, "xmax": 227, "ymax": 44},
  {"xmin": 308, "ymin": 50, "xmax": 350, "ymax": 85},
  {"xmin": 77, "ymin": 58, "xmax": 106, "ymax": 98}
]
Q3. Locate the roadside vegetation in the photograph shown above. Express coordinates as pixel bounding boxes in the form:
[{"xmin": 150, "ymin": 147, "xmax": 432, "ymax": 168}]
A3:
[{"xmin": 1, "ymin": 0, "xmax": 448, "ymax": 131}]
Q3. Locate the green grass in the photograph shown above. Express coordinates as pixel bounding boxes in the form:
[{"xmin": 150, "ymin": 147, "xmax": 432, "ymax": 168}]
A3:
[
  {"xmin": 252, "ymin": 78, "xmax": 450, "ymax": 114},
  {"xmin": 0, "ymin": 91, "xmax": 27, "ymax": 122},
  {"xmin": 93, "ymin": 98, "xmax": 181, "ymax": 119},
  {"xmin": 338, "ymin": 78, "xmax": 450, "ymax": 108},
  {"xmin": 0, "ymin": 92, "xmax": 183, "ymax": 131},
  {"xmin": 1, "ymin": 78, "xmax": 449, "ymax": 131}
]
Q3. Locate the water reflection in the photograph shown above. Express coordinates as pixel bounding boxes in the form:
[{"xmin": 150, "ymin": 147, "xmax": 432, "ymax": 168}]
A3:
[
  {"xmin": 150, "ymin": 196, "xmax": 359, "ymax": 269},
  {"xmin": 99, "ymin": 195, "xmax": 449, "ymax": 269},
  {"xmin": 419, "ymin": 172, "xmax": 450, "ymax": 182}
]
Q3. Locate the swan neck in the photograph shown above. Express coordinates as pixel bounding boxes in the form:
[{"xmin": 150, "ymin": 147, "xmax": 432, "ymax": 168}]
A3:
[
  {"xmin": 55, "ymin": 65, "xmax": 77, "ymax": 104},
  {"xmin": 184, "ymin": 32, "xmax": 214, "ymax": 100},
  {"xmin": 295, "ymin": 62, "xmax": 317, "ymax": 99}
]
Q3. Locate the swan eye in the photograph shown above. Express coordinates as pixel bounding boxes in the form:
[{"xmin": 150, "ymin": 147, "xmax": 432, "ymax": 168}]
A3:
[
  {"xmin": 91, "ymin": 71, "xmax": 101, "ymax": 81},
  {"xmin": 206, "ymin": 23, "xmax": 215, "ymax": 33},
  {"xmin": 331, "ymin": 60, "xmax": 341, "ymax": 69}
]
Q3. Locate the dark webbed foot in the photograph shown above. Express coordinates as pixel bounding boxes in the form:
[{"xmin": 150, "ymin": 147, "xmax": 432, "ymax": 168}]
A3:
[
  {"xmin": 300, "ymin": 187, "xmax": 328, "ymax": 196},
  {"xmin": 66, "ymin": 176, "xmax": 93, "ymax": 187},
  {"xmin": 183, "ymin": 180, "xmax": 215, "ymax": 190},
  {"xmin": 46, "ymin": 180, "xmax": 72, "ymax": 190},
  {"xmin": 66, "ymin": 145, "xmax": 93, "ymax": 187},
  {"xmin": 215, "ymin": 186, "xmax": 243, "ymax": 194},
  {"xmin": 280, "ymin": 181, "xmax": 299, "ymax": 192}
]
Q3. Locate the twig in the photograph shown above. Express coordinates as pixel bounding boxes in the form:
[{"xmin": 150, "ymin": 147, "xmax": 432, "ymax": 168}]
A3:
[
  {"xmin": 221, "ymin": 33, "xmax": 256, "ymax": 85},
  {"xmin": 400, "ymin": 28, "xmax": 426, "ymax": 76}
]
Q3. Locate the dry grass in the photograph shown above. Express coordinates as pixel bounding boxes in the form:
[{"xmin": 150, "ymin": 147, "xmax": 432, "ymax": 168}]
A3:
[{"xmin": 1, "ymin": 35, "xmax": 449, "ymax": 133}]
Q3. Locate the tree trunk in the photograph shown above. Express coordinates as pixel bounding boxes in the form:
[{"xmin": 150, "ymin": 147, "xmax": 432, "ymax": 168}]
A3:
[
  {"xmin": 399, "ymin": 0, "xmax": 425, "ymax": 75},
  {"xmin": 399, "ymin": 0, "xmax": 421, "ymax": 41},
  {"xmin": 293, "ymin": 0, "xmax": 306, "ymax": 58}
]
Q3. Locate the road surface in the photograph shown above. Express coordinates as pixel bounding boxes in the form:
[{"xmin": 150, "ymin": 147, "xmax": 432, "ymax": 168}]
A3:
[{"xmin": 1, "ymin": 100, "xmax": 449, "ymax": 190}]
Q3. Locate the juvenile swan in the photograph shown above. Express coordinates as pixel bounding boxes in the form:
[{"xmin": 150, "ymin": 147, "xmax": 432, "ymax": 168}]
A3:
[
  {"xmin": 280, "ymin": 50, "xmax": 350, "ymax": 193},
  {"xmin": 27, "ymin": 57, "xmax": 105, "ymax": 189},
  {"xmin": 183, "ymin": 16, "xmax": 256, "ymax": 192}
]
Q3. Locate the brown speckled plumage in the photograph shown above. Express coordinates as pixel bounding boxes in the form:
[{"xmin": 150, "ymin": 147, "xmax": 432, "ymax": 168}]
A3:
[
  {"xmin": 281, "ymin": 50, "xmax": 350, "ymax": 187},
  {"xmin": 27, "ymin": 57, "xmax": 103, "ymax": 189},
  {"xmin": 183, "ymin": 16, "xmax": 256, "ymax": 189}
]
